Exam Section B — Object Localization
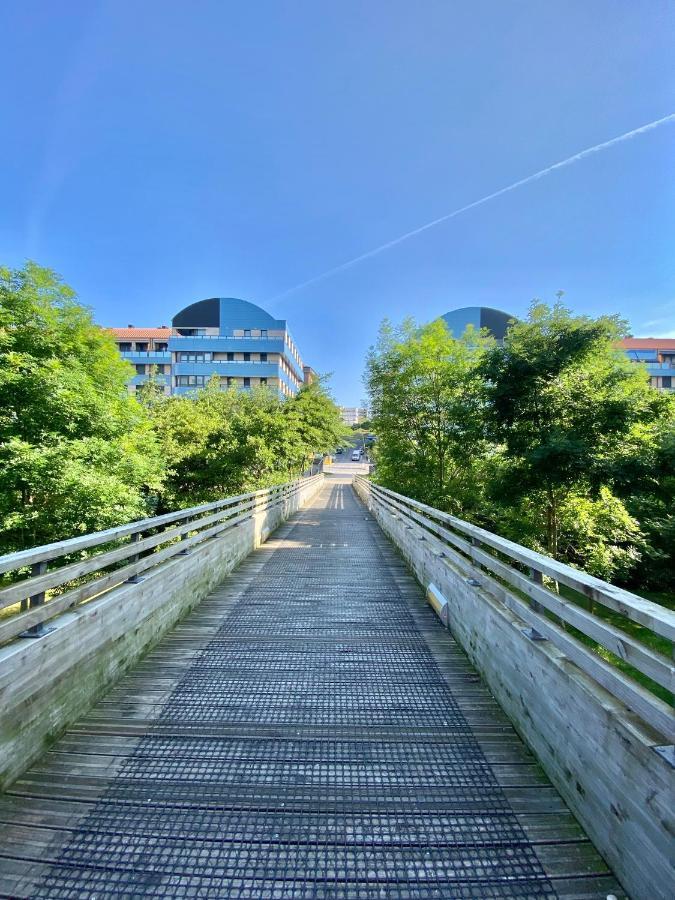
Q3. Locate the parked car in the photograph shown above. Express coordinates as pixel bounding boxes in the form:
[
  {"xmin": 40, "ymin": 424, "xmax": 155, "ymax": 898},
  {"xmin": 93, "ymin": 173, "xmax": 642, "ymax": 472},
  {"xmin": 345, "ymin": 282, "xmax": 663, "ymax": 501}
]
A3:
[
  {"xmin": 336, "ymin": 447, "xmax": 344, "ymax": 454},
  {"xmin": 351, "ymin": 450, "xmax": 361, "ymax": 461}
]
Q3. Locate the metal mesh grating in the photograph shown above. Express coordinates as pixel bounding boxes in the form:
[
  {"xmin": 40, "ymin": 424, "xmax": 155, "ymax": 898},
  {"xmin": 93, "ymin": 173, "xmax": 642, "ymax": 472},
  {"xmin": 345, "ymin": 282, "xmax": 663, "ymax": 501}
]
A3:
[{"xmin": 37, "ymin": 480, "xmax": 557, "ymax": 899}]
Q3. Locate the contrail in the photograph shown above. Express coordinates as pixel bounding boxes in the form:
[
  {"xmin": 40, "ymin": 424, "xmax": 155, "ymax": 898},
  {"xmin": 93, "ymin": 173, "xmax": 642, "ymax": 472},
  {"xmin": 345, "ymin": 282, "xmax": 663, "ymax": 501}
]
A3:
[{"xmin": 269, "ymin": 113, "xmax": 675, "ymax": 303}]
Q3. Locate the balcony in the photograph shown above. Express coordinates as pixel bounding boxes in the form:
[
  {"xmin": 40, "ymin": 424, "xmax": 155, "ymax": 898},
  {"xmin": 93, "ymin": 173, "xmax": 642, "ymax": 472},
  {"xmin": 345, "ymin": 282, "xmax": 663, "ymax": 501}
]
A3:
[
  {"xmin": 173, "ymin": 361, "xmax": 280, "ymax": 379},
  {"xmin": 120, "ymin": 351, "xmax": 171, "ymax": 362},
  {"xmin": 167, "ymin": 337, "xmax": 305, "ymax": 380}
]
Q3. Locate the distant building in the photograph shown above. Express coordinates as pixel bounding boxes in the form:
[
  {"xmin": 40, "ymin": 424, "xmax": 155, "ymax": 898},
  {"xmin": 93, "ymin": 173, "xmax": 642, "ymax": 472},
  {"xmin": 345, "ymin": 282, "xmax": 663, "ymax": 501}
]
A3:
[
  {"xmin": 619, "ymin": 337, "xmax": 675, "ymax": 391},
  {"xmin": 441, "ymin": 306, "xmax": 515, "ymax": 342},
  {"xmin": 340, "ymin": 406, "xmax": 369, "ymax": 427},
  {"xmin": 109, "ymin": 326, "xmax": 172, "ymax": 395},
  {"xmin": 303, "ymin": 365, "xmax": 318, "ymax": 385},
  {"xmin": 110, "ymin": 297, "xmax": 308, "ymax": 398}
]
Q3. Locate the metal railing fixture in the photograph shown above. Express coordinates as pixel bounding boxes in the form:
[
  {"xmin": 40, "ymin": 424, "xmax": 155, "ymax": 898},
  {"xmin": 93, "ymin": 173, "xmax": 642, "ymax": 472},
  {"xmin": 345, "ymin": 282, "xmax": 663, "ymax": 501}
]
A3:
[
  {"xmin": 355, "ymin": 477, "xmax": 674, "ymax": 740},
  {"xmin": 0, "ymin": 476, "xmax": 322, "ymax": 648},
  {"xmin": 120, "ymin": 351, "xmax": 171, "ymax": 358}
]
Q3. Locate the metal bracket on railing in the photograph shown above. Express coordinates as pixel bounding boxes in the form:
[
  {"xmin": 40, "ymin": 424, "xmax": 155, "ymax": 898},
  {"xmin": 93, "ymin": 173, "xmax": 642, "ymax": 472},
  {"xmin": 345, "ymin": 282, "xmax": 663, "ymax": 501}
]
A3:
[
  {"xmin": 465, "ymin": 578, "xmax": 480, "ymax": 587},
  {"xmin": 652, "ymin": 745, "xmax": 675, "ymax": 768},
  {"xmin": 522, "ymin": 627, "xmax": 547, "ymax": 642},
  {"xmin": 19, "ymin": 561, "xmax": 56, "ymax": 639}
]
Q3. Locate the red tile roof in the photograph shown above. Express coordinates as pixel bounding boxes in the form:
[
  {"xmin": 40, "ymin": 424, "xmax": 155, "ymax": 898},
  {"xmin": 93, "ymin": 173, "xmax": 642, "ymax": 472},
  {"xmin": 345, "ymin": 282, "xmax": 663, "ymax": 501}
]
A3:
[
  {"xmin": 108, "ymin": 327, "xmax": 172, "ymax": 339},
  {"xmin": 620, "ymin": 338, "xmax": 675, "ymax": 349}
]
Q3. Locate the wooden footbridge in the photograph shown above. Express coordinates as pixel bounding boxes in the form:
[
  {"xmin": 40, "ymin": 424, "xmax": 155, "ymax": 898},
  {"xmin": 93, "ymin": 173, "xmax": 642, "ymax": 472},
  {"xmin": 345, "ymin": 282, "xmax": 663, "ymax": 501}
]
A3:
[{"xmin": 0, "ymin": 471, "xmax": 671, "ymax": 898}]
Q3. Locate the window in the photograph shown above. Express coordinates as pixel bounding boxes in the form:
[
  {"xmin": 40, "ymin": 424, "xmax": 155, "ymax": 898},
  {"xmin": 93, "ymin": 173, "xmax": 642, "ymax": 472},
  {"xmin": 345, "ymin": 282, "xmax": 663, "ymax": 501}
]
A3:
[
  {"xmin": 260, "ymin": 352, "xmax": 267, "ymax": 362},
  {"xmin": 135, "ymin": 364, "xmax": 145, "ymax": 374},
  {"xmin": 244, "ymin": 329, "xmax": 251, "ymax": 337},
  {"xmin": 260, "ymin": 377, "xmax": 267, "ymax": 386},
  {"xmin": 227, "ymin": 377, "xmax": 235, "ymax": 387},
  {"xmin": 135, "ymin": 343, "xmax": 148, "ymax": 352},
  {"xmin": 118, "ymin": 342, "xmax": 131, "ymax": 352},
  {"xmin": 662, "ymin": 376, "xmax": 672, "ymax": 389},
  {"xmin": 227, "ymin": 352, "xmax": 234, "ymax": 361},
  {"xmin": 243, "ymin": 377, "xmax": 251, "ymax": 388},
  {"xmin": 155, "ymin": 343, "xmax": 168, "ymax": 351},
  {"xmin": 260, "ymin": 329, "xmax": 268, "ymax": 338},
  {"xmin": 178, "ymin": 352, "xmax": 212, "ymax": 363},
  {"xmin": 177, "ymin": 375, "xmax": 206, "ymax": 387},
  {"xmin": 243, "ymin": 352, "xmax": 251, "ymax": 361}
]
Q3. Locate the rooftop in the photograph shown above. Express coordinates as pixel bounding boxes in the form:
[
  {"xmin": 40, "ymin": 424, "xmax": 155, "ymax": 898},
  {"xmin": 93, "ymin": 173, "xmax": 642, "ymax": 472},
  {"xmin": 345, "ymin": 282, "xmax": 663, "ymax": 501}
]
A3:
[
  {"xmin": 620, "ymin": 337, "xmax": 675, "ymax": 349},
  {"xmin": 109, "ymin": 327, "xmax": 171, "ymax": 339}
]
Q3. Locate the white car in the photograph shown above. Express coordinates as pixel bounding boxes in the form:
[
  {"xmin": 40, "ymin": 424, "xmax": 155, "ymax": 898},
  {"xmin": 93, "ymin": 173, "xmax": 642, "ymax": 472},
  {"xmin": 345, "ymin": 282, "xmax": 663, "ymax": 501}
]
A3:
[{"xmin": 351, "ymin": 450, "xmax": 361, "ymax": 461}]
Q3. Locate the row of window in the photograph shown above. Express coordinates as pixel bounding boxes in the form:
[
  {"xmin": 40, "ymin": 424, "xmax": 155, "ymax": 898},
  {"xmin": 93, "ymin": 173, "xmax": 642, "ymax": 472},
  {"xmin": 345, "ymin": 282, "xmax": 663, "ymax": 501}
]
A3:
[
  {"xmin": 175, "ymin": 375, "xmax": 269, "ymax": 388},
  {"xmin": 176, "ymin": 352, "xmax": 269, "ymax": 363},
  {"xmin": 119, "ymin": 343, "xmax": 169, "ymax": 352},
  {"xmin": 136, "ymin": 364, "xmax": 169, "ymax": 374}
]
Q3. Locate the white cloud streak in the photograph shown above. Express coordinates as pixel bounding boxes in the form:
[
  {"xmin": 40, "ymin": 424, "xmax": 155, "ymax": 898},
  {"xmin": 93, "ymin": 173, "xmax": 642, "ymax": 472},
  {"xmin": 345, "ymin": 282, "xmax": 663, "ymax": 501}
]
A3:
[{"xmin": 269, "ymin": 113, "xmax": 675, "ymax": 304}]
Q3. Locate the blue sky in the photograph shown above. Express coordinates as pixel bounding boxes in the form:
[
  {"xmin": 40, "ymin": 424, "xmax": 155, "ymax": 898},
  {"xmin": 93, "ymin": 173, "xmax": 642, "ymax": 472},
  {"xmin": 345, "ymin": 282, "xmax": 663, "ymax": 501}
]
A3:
[{"xmin": 1, "ymin": 1, "xmax": 673, "ymax": 404}]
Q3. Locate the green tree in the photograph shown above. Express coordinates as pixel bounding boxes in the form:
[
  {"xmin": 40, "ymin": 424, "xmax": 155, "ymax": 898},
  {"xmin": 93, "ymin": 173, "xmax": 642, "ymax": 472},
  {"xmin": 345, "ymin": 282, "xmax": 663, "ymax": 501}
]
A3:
[
  {"xmin": 151, "ymin": 376, "xmax": 346, "ymax": 508},
  {"xmin": 365, "ymin": 317, "xmax": 492, "ymax": 512},
  {"xmin": 285, "ymin": 378, "xmax": 349, "ymax": 472},
  {"xmin": 614, "ymin": 414, "xmax": 675, "ymax": 590},
  {"xmin": 479, "ymin": 301, "xmax": 667, "ymax": 567},
  {"xmin": 0, "ymin": 262, "xmax": 163, "ymax": 550}
]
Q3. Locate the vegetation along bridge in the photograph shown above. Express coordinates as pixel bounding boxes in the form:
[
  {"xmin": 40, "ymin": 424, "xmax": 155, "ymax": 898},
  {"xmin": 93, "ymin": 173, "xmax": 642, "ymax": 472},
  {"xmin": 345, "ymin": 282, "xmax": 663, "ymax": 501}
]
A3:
[{"xmin": 0, "ymin": 467, "xmax": 671, "ymax": 899}]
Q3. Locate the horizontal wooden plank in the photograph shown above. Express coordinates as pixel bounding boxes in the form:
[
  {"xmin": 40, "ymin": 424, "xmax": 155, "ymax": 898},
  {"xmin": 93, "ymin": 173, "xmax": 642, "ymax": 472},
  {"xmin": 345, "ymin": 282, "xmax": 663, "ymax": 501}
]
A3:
[
  {"xmin": 361, "ymin": 478, "xmax": 675, "ymax": 641},
  {"xmin": 0, "ymin": 476, "xmax": 319, "ymax": 574}
]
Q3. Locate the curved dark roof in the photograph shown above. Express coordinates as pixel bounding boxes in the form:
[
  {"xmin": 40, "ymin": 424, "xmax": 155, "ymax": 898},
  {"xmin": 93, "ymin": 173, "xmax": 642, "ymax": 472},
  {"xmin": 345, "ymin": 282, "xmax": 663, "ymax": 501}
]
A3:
[
  {"xmin": 172, "ymin": 297, "xmax": 286, "ymax": 331},
  {"xmin": 172, "ymin": 298, "xmax": 220, "ymax": 328},
  {"xmin": 441, "ymin": 306, "xmax": 515, "ymax": 341}
]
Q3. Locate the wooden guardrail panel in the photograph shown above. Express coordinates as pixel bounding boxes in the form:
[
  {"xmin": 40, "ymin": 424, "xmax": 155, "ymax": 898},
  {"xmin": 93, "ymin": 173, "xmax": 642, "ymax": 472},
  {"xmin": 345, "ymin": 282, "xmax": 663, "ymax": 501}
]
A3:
[
  {"xmin": 353, "ymin": 475, "xmax": 673, "ymax": 900},
  {"xmin": 0, "ymin": 478, "xmax": 322, "ymax": 644},
  {"xmin": 362, "ymin": 479, "xmax": 675, "ymax": 641}
]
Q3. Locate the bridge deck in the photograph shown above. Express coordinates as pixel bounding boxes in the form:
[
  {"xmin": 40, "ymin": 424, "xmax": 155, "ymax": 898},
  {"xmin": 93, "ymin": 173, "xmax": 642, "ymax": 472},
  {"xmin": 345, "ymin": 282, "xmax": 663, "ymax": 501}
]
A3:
[{"xmin": 0, "ymin": 476, "xmax": 623, "ymax": 898}]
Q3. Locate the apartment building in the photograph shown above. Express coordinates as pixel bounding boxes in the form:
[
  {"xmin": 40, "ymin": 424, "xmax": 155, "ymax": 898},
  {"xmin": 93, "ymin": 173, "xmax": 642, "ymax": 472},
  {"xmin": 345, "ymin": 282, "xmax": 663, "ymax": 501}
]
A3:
[
  {"xmin": 339, "ymin": 406, "xmax": 369, "ymax": 426},
  {"xmin": 110, "ymin": 297, "xmax": 307, "ymax": 398},
  {"xmin": 620, "ymin": 337, "xmax": 675, "ymax": 391},
  {"xmin": 110, "ymin": 326, "xmax": 172, "ymax": 394}
]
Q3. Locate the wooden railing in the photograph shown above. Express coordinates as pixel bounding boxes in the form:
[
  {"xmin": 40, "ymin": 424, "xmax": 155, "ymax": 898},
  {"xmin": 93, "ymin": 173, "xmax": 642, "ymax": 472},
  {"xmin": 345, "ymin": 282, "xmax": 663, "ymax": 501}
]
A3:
[
  {"xmin": 355, "ymin": 477, "xmax": 674, "ymax": 740},
  {"xmin": 0, "ymin": 476, "xmax": 322, "ymax": 648}
]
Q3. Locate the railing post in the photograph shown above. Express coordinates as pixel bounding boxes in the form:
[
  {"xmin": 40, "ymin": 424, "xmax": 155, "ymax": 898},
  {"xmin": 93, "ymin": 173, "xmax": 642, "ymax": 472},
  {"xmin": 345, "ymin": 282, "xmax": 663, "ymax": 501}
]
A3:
[
  {"xmin": 126, "ymin": 532, "xmax": 145, "ymax": 583},
  {"xmin": 523, "ymin": 568, "xmax": 546, "ymax": 641},
  {"xmin": 178, "ymin": 518, "xmax": 192, "ymax": 554},
  {"xmin": 20, "ymin": 561, "xmax": 55, "ymax": 639}
]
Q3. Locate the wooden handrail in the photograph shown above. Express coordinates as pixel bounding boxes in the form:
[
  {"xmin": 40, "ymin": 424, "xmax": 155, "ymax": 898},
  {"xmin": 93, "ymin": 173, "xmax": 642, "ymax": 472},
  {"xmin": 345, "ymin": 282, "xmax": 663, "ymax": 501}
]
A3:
[
  {"xmin": 0, "ymin": 482, "xmax": 293, "ymax": 576},
  {"xmin": 354, "ymin": 476, "xmax": 674, "ymax": 739},
  {"xmin": 0, "ymin": 476, "xmax": 322, "ymax": 644}
]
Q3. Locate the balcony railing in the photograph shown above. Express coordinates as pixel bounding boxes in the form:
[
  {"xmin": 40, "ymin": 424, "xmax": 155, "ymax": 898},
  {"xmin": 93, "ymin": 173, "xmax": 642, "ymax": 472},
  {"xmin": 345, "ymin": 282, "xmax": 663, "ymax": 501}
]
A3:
[{"xmin": 120, "ymin": 351, "xmax": 171, "ymax": 358}]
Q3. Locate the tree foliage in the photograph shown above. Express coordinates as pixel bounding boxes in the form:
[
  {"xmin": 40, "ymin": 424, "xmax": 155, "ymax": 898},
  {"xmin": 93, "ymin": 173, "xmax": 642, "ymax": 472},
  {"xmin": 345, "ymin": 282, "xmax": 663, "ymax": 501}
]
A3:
[
  {"xmin": 366, "ymin": 301, "xmax": 674, "ymax": 586},
  {"xmin": 0, "ymin": 262, "xmax": 163, "ymax": 550},
  {"xmin": 479, "ymin": 302, "xmax": 667, "ymax": 558},
  {"xmin": 366, "ymin": 318, "xmax": 492, "ymax": 512},
  {"xmin": 151, "ymin": 376, "xmax": 347, "ymax": 509}
]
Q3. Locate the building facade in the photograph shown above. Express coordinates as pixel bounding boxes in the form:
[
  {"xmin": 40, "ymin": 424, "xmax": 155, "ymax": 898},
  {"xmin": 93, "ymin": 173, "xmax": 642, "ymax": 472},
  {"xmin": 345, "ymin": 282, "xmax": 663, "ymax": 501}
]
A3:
[
  {"xmin": 110, "ymin": 297, "xmax": 307, "ymax": 398},
  {"xmin": 619, "ymin": 337, "xmax": 675, "ymax": 391},
  {"xmin": 339, "ymin": 406, "xmax": 369, "ymax": 427},
  {"xmin": 110, "ymin": 326, "xmax": 173, "ymax": 394}
]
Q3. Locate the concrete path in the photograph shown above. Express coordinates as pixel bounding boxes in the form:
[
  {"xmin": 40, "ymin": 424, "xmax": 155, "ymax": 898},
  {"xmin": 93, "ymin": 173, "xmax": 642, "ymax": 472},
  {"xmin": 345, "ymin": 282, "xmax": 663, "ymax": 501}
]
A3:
[{"xmin": 0, "ymin": 475, "xmax": 622, "ymax": 898}]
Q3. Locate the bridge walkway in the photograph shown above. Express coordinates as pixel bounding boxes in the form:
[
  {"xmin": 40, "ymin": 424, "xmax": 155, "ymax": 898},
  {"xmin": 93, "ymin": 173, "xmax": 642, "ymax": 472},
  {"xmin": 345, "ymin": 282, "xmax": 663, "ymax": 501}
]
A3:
[{"xmin": 0, "ymin": 476, "xmax": 622, "ymax": 898}]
